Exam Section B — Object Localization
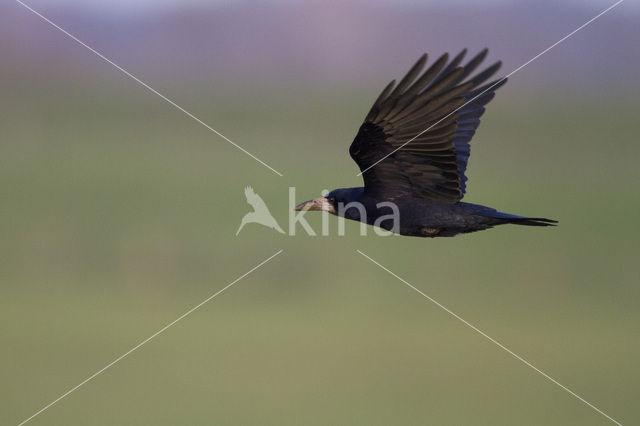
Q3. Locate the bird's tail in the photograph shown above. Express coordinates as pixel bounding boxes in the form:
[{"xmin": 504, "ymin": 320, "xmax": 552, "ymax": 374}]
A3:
[
  {"xmin": 481, "ymin": 210, "xmax": 558, "ymax": 227},
  {"xmin": 502, "ymin": 217, "xmax": 558, "ymax": 227}
]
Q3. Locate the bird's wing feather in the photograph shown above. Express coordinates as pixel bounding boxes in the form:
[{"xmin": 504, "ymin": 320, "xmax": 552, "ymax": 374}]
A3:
[{"xmin": 349, "ymin": 49, "xmax": 506, "ymax": 202}]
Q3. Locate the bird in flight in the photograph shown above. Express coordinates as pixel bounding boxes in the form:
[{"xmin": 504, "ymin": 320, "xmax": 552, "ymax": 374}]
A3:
[
  {"xmin": 237, "ymin": 186, "xmax": 285, "ymax": 235},
  {"xmin": 295, "ymin": 49, "xmax": 556, "ymax": 237}
]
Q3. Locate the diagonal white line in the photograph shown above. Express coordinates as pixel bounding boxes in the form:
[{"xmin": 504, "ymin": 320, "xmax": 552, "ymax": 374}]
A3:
[
  {"xmin": 356, "ymin": 249, "xmax": 623, "ymax": 426},
  {"xmin": 14, "ymin": 0, "xmax": 284, "ymax": 177},
  {"xmin": 357, "ymin": 0, "xmax": 625, "ymax": 177},
  {"xmin": 17, "ymin": 249, "xmax": 284, "ymax": 426}
]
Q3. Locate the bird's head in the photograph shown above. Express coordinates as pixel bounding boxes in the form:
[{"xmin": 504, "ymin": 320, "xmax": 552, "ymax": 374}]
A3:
[{"xmin": 294, "ymin": 187, "xmax": 364, "ymax": 216}]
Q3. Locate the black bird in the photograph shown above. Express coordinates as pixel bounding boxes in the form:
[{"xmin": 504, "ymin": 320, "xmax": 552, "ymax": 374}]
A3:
[{"xmin": 295, "ymin": 50, "xmax": 556, "ymax": 237}]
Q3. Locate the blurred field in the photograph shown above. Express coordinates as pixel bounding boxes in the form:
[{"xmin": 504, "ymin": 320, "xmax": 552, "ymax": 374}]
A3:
[{"xmin": 1, "ymin": 78, "xmax": 639, "ymax": 425}]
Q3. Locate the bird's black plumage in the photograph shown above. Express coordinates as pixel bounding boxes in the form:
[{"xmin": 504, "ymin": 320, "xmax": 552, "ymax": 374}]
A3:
[{"xmin": 296, "ymin": 49, "xmax": 556, "ymax": 237}]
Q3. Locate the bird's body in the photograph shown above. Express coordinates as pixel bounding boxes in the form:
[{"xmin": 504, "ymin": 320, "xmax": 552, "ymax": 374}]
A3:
[
  {"xmin": 296, "ymin": 49, "xmax": 556, "ymax": 237},
  {"xmin": 327, "ymin": 188, "xmax": 555, "ymax": 237}
]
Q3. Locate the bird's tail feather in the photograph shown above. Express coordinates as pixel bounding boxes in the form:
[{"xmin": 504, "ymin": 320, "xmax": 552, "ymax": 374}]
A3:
[
  {"xmin": 481, "ymin": 210, "xmax": 557, "ymax": 227},
  {"xmin": 504, "ymin": 217, "xmax": 558, "ymax": 227}
]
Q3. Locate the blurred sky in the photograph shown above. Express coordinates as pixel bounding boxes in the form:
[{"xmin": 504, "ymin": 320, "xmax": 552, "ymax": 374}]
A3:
[
  {"xmin": 4, "ymin": 0, "xmax": 637, "ymax": 91},
  {"xmin": 23, "ymin": 0, "xmax": 640, "ymax": 15}
]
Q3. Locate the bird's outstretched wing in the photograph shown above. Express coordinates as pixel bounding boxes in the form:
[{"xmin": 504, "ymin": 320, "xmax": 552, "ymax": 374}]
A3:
[
  {"xmin": 349, "ymin": 49, "xmax": 506, "ymax": 202},
  {"xmin": 244, "ymin": 186, "xmax": 270, "ymax": 212}
]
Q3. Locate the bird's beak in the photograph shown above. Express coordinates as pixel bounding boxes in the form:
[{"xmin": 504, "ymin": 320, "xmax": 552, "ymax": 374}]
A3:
[{"xmin": 294, "ymin": 197, "xmax": 335, "ymax": 214}]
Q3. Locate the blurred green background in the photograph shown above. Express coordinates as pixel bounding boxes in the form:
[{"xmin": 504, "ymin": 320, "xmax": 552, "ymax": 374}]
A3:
[{"xmin": 2, "ymin": 1, "xmax": 639, "ymax": 425}]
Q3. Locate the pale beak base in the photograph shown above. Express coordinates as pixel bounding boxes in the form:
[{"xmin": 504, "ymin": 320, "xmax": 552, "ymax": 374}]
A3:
[{"xmin": 294, "ymin": 197, "xmax": 336, "ymax": 214}]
